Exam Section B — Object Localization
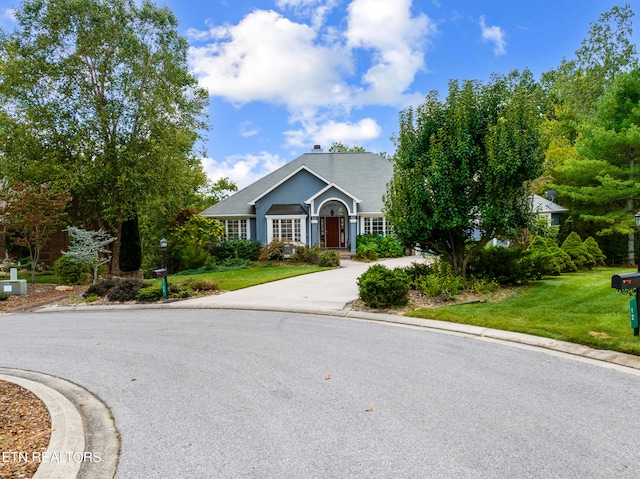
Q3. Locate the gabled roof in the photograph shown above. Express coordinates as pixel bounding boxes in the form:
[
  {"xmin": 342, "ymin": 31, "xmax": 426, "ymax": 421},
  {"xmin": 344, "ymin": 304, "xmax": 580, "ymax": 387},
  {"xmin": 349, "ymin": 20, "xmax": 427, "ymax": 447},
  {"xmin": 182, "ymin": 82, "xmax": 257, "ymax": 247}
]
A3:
[
  {"xmin": 201, "ymin": 152, "xmax": 393, "ymax": 217},
  {"xmin": 532, "ymin": 194, "xmax": 569, "ymax": 214}
]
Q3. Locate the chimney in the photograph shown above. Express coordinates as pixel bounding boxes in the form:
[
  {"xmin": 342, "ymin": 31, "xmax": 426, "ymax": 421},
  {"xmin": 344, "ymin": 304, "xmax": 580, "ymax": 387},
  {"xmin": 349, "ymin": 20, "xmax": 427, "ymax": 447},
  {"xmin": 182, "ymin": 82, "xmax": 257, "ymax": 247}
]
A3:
[{"xmin": 312, "ymin": 144, "xmax": 323, "ymax": 153}]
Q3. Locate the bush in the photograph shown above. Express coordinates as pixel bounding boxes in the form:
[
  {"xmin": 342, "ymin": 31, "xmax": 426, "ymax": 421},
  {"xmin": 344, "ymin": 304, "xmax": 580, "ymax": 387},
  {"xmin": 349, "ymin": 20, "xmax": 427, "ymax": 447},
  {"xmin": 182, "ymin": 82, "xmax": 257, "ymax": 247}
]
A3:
[
  {"xmin": 545, "ymin": 238, "xmax": 577, "ymax": 273},
  {"xmin": 54, "ymin": 255, "xmax": 91, "ymax": 285},
  {"xmin": 583, "ymin": 236, "xmax": 606, "ymax": 267},
  {"xmin": 182, "ymin": 278, "xmax": 218, "ymax": 292},
  {"xmin": 292, "ymin": 245, "xmax": 321, "ymax": 265},
  {"xmin": 561, "ymin": 232, "xmax": 596, "ymax": 270},
  {"xmin": 403, "ymin": 262, "xmax": 434, "ymax": 288},
  {"xmin": 136, "ymin": 285, "xmax": 164, "ymax": 302},
  {"xmin": 106, "ymin": 279, "xmax": 150, "ymax": 302},
  {"xmin": 215, "ymin": 239, "xmax": 261, "ymax": 261},
  {"xmin": 259, "ymin": 240, "xmax": 288, "ymax": 261},
  {"xmin": 415, "ymin": 259, "xmax": 465, "ymax": 300},
  {"xmin": 526, "ymin": 236, "xmax": 561, "ymax": 279},
  {"xmin": 467, "ymin": 246, "xmax": 532, "ymax": 285},
  {"xmin": 318, "ymin": 250, "xmax": 340, "ymax": 267},
  {"xmin": 357, "ymin": 264, "xmax": 410, "ymax": 309},
  {"xmin": 0, "ymin": 293, "xmax": 9, "ymax": 301},
  {"xmin": 356, "ymin": 234, "xmax": 403, "ymax": 259},
  {"xmin": 83, "ymin": 278, "xmax": 118, "ymax": 298}
]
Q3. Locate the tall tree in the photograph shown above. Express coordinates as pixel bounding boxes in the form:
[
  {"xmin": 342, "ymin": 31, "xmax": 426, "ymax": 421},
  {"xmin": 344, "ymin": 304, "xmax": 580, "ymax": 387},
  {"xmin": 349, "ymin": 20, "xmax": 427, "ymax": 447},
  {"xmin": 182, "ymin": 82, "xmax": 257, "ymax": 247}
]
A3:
[
  {"xmin": 556, "ymin": 68, "xmax": 640, "ymax": 264},
  {"xmin": 385, "ymin": 71, "xmax": 545, "ymax": 276},
  {"xmin": 541, "ymin": 5, "xmax": 638, "ymax": 262},
  {"xmin": 0, "ymin": 183, "xmax": 71, "ymax": 283},
  {"xmin": 0, "ymin": 0, "xmax": 209, "ymax": 274}
]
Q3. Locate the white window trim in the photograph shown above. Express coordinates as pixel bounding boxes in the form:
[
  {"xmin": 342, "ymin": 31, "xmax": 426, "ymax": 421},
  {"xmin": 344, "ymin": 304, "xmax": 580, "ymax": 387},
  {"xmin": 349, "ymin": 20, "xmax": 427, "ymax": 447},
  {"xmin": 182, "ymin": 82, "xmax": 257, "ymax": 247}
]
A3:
[
  {"xmin": 223, "ymin": 219, "xmax": 251, "ymax": 240},
  {"xmin": 265, "ymin": 215, "xmax": 307, "ymax": 244},
  {"xmin": 360, "ymin": 216, "xmax": 388, "ymax": 235}
]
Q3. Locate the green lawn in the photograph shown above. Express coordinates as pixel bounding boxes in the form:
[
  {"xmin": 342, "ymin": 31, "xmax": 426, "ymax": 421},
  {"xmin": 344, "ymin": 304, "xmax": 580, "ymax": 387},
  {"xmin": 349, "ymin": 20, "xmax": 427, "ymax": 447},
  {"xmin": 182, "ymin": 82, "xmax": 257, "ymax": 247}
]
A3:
[
  {"xmin": 407, "ymin": 267, "xmax": 640, "ymax": 356},
  {"xmin": 168, "ymin": 263, "xmax": 330, "ymax": 291}
]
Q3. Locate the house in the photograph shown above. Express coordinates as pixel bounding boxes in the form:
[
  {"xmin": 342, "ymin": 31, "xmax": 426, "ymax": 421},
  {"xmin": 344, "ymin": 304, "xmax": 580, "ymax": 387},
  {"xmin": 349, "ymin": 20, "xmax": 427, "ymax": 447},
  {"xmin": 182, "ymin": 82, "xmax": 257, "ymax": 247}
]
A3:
[
  {"xmin": 201, "ymin": 146, "xmax": 393, "ymax": 254},
  {"xmin": 531, "ymin": 193, "xmax": 568, "ymax": 226},
  {"xmin": 201, "ymin": 146, "xmax": 569, "ymax": 254}
]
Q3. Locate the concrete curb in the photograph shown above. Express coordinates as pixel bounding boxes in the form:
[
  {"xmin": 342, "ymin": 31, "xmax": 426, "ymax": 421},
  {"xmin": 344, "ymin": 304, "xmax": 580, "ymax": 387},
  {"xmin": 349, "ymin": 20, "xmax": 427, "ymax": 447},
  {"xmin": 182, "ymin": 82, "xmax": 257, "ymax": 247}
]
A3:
[
  {"xmin": 0, "ymin": 373, "xmax": 84, "ymax": 479},
  {"xmin": 0, "ymin": 369, "xmax": 119, "ymax": 479}
]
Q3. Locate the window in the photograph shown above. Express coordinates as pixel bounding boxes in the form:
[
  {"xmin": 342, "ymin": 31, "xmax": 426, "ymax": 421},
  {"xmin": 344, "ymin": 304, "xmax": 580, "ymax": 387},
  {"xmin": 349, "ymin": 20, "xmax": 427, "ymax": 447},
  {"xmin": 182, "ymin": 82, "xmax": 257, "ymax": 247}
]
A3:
[
  {"xmin": 363, "ymin": 217, "xmax": 387, "ymax": 235},
  {"xmin": 224, "ymin": 219, "xmax": 248, "ymax": 239},
  {"xmin": 267, "ymin": 217, "xmax": 306, "ymax": 243}
]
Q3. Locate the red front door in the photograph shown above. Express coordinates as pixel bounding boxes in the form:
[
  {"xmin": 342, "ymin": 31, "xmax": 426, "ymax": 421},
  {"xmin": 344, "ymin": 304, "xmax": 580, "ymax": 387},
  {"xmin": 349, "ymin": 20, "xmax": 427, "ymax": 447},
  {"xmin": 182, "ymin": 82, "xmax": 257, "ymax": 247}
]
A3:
[{"xmin": 325, "ymin": 217, "xmax": 340, "ymax": 247}]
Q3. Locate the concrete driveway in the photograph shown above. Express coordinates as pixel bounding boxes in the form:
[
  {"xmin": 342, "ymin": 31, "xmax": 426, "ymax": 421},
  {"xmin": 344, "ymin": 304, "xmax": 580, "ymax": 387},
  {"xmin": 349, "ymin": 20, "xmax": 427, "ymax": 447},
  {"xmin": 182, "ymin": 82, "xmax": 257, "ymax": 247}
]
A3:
[{"xmin": 170, "ymin": 256, "xmax": 426, "ymax": 313}]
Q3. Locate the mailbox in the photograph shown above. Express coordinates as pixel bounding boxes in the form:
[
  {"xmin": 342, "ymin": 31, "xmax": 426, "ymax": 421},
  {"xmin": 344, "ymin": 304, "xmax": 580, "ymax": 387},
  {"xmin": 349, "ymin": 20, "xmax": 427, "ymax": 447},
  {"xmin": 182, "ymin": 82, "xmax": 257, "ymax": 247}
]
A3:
[
  {"xmin": 611, "ymin": 272, "xmax": 640, "ymax": 290},
  {"xmin": 151, "ymin": 268, "xmax": 166, "ymax": 279}
]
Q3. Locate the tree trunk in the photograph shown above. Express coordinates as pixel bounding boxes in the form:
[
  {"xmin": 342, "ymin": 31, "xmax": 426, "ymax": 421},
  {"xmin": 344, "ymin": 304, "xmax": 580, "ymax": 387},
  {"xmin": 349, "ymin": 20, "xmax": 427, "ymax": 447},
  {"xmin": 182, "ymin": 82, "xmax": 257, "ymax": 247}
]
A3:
[
  {"xmin": 628, "ymin": 195, "xmax": 635, "ymax": 265},
  {"xmin": 110, "ymin": 218, "xmax": 123, "ymax": 276}
]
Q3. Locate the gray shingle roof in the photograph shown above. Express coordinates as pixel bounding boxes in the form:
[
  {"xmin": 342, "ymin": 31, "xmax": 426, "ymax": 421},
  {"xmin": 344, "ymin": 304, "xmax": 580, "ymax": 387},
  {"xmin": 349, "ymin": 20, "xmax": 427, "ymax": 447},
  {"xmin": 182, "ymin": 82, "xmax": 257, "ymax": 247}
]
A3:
[{"xmin": 201, "ymin": 152, "xmax": 393, "ymax": 217}]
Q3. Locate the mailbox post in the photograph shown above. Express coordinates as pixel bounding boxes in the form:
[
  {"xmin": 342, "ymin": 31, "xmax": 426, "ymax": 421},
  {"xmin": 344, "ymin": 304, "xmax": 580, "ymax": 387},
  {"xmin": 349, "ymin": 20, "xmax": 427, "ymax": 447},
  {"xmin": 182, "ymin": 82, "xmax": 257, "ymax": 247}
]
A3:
[{"xmin": 611, "ymin": 271, "xmax": 640, "ymax": 336}]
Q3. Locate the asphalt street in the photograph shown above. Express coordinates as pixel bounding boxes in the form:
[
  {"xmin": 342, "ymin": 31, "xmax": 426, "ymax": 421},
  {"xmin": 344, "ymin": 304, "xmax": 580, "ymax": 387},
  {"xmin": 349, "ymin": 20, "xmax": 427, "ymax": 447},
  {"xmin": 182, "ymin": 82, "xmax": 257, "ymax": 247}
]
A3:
[{"xmin": 2, "ymin": 309, "xmax": 640, "ymax": 478}]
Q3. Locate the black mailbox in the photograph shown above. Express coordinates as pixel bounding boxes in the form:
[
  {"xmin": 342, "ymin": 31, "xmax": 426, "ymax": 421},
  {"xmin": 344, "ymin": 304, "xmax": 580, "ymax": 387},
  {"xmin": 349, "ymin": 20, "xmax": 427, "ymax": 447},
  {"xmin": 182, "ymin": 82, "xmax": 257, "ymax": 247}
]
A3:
[
  {"xmin": 611, "ymin": 272, "xmax": 640, "ymax": 290},
  {"xmin": 152, "ymin": 268, "xmax": 166, "ymax": 279}
]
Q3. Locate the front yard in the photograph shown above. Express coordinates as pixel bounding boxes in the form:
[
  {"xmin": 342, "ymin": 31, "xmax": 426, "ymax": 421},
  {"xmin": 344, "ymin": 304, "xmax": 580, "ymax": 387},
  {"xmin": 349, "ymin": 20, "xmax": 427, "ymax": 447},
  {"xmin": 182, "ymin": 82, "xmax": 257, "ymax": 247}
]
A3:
[{"xmin": 407, "ymin": 267, "xmax": 640, "ymax": 356}]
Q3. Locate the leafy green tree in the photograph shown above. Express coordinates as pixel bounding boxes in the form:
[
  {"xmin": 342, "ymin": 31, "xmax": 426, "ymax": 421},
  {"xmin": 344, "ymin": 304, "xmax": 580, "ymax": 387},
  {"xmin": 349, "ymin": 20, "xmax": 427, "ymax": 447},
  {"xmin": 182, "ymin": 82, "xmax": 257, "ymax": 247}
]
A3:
[
  {"xmin": 385, "ymin": 70, "xmax": 545, "ymax": 276},
  {"xmin": 328, "ymin": 142, "xmax": 366, "ymax": 153},
  {"xmin": 0, "ymin": 183, "xmax": 71, "ymax": 283},
  {"xmin": 0, "ymin": 0, "xmax": 209, "ymax": 274}
]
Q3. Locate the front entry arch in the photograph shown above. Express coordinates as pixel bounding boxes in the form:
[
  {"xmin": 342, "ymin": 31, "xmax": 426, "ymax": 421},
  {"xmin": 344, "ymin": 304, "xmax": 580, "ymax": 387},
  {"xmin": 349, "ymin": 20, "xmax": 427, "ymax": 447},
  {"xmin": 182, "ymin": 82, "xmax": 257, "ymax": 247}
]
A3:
[{"xmin": 319, "ymin": 200, "xmax": 347, "ymax": 248}]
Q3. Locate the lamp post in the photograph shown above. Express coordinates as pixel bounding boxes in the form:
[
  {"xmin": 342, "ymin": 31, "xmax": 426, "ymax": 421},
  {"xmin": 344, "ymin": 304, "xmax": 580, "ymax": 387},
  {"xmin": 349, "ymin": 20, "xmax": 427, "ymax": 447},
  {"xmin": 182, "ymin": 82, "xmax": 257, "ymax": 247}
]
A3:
[{"xmin": 160, "ymin": 238, "xmax": 168, "ymax": 298}]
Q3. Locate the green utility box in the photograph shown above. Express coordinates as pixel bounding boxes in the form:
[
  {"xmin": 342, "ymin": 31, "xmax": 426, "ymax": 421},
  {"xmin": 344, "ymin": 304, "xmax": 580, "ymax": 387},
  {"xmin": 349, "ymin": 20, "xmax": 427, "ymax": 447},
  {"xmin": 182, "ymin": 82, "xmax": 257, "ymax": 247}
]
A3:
[{"xmin": 1, "ymin": 280, "xmax": 28, "ymax": 296}]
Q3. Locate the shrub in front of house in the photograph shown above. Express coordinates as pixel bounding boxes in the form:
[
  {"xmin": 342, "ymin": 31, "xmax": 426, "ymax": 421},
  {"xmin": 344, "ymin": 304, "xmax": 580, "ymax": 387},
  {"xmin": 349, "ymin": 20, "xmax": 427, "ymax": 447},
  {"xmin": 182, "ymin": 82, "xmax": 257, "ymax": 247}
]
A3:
[
  {"xmin": 467, "ymin": 245, "xmax": 532, "ymax": 285},
  {"xmin": 258, "ymin": 239, "xmax": 287, "ymax": 261},
  {"xmin": 136, "ymin": 284, "xmax": 165, "ymax": 302},
  {"xmin": 545, "ymin": 238, "xmax": 577, "ymax": 273},
  {"xmin": 583, "ymin": 236, "xmax": 606, "ymax": 267},
  {"xmin": 318, "ymin": 250, "xmax": 340, "ymax": 267},
  {"xmin": 403, "ymin": 262, "xmax": 434, "ymax": 289},
  {"xmin": 357, "ymin": 264, "xmax": 410, "ymax": 309},
  {"xmin": 356, "ymin": 234, "xmax": 403, "ymax": 259},
  {"xmin": 83, "ymin": 278, "xmax": 119, "ymax": 299},
  {"xmin": 54, "ymin": 255, "xmax": 91, "ymax": 285},
  {"xmin": 561, "ymin": 232, "xmax": 596, "ymax": 270},
  {"xmin": 414, "ymin": 258, "xmax": 465, "ymax": 300},
  {"xmin": 292, "ymin": 245, "xmax": 321, "ymax": 264},
  {"xmin": 214, "ymin": 239, "xmax": 261, "ymax": 261},
  {"xmin": 106, "ymin": 279, "xmax": 151, "ymax": 302},
  {"xmin": 526, "ymin": 235, "xmax": 562, "ymax": 279}
]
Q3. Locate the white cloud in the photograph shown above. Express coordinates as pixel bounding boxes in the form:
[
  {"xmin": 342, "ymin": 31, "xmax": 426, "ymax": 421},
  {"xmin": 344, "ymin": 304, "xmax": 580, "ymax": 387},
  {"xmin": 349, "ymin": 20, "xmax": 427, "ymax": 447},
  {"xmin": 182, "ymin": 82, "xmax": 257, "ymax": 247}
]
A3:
[
  {"xmin": 188, "ymin": 10, "xmax": 352, "ymax": 108},
  {"xmin": 201, "ymin": 152, "xmax": 288, "ymax": 190},
  {"xmin": 275, "ymin": 0, "xmax": 339, "ymax": 28},
  {"xmin": 239, "ymin": 121, "xmax": 259, "ymax": 138},
  {"xmin": 3, "ymin": 9, "xmax": 16, "ymax": 22},
  {"xmin": 479, "ymin": 15, "xmax": 506, "ymax": 56},
  {"xmin": 345, "ymin": 0, "xmax": 435, "ymax": 105},
  {"xmin": 188, "ymin": 1, "xmax": 435, "ymax": 154},
  {"xmin": 284, "ymin": 117, "xmax": 381, "ymax": 148}
]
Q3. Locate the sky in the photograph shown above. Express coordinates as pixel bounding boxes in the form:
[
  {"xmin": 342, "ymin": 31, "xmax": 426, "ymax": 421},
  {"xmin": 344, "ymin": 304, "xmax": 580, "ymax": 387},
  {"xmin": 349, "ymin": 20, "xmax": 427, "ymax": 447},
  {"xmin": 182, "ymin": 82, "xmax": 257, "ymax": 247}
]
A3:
[{"xmin": 1, "ymin": 0, "xmax": 639, "ymax": 190}]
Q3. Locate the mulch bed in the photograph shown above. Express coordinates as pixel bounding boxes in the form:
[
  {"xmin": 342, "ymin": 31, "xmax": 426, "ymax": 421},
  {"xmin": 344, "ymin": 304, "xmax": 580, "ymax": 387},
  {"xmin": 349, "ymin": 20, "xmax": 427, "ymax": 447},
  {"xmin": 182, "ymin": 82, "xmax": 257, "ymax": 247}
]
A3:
[{"xmin": 0, "ymin": 381, "xmax": 51, "ymax": 479}]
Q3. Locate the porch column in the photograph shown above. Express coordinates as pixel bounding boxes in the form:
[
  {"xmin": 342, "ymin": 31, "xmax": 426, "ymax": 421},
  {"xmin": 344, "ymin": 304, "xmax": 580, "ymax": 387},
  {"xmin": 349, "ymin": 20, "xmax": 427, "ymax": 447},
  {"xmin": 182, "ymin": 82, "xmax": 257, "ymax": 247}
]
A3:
[
  {"xmin": 349, "ymin": 217, "xmax": 357, "ymax": 253},
  {"xmin": 311, "ymin": 217, "xmax": 319, "ymax": 247}
]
